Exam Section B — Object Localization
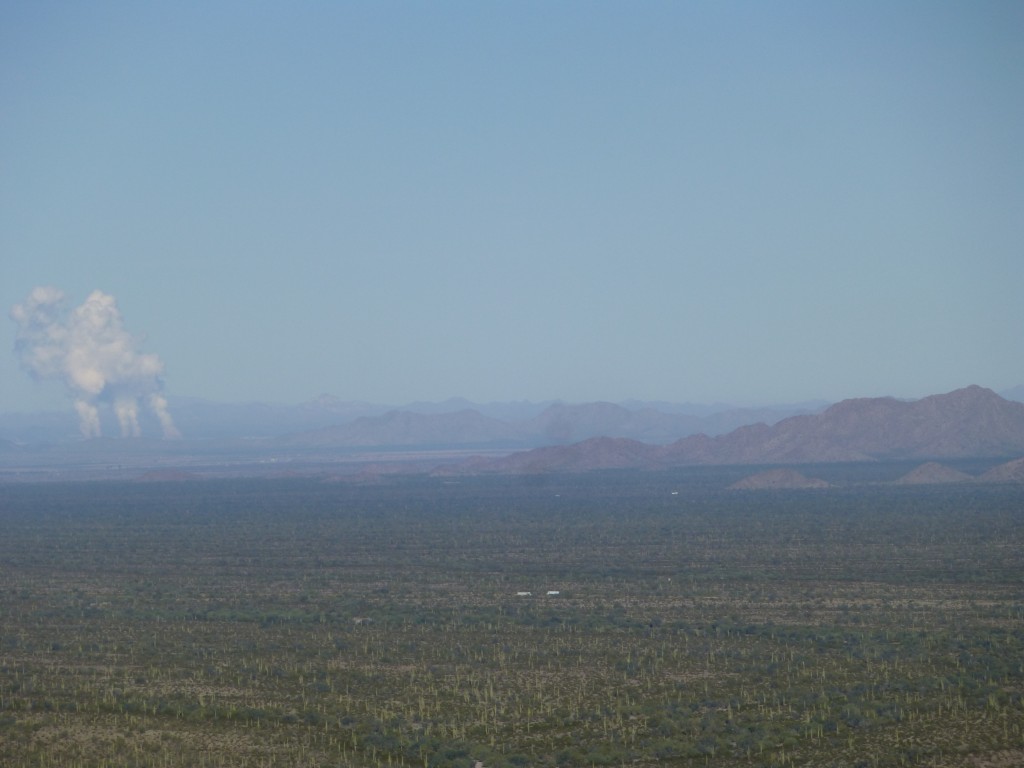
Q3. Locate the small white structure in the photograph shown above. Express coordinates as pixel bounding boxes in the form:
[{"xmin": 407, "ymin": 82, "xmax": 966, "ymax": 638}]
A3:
[
  {"xmin": 546, "ymin": 590, "xmax": 560, "ymax": 596},
  {"xmin": 516, "ymin": 591, "xmax": 532, "ymax": 597}
]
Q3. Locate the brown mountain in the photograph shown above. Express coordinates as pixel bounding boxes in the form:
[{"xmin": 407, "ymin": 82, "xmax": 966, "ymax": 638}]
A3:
[
  {"xmin": 470, "ymin": 436, "xmax": 662, "ymax": 473},
  {"xmin": 895, "ymin": 462, "xmax": 973, "ymax": 485},
  {"xmin": 470, "ymin": 386, "xmax": 1024, "ymax": 473},
  {"xmin": 979, "ymin": 457, "xmax": 1024, "ymax": 483},
  {"xmin": 664, "ymin": 386, "xmax": 1024, "ymax": 464}
]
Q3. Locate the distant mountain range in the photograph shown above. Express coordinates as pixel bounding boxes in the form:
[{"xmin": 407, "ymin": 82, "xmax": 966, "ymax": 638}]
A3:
[
  {"xmin": 466, "ymin": 386, "xmax": 1024, "ymax": 473},
  {"xmin": 5, "ymin": 387, "xmax": 1023, "ymax": 448},
  {"xmin": 3, "ymin": 386, "xmax": 1024, "ymax": 483},
  {"xmin": 277, "ymin": 400, "xmax": 828, "ymax": 450},
  {"xmin": 0, "ymin": 395, "xmax": 825, "ymax": 446}
]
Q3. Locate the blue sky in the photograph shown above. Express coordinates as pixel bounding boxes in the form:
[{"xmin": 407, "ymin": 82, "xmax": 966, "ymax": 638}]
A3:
[{"xmin": 3, "ymin": 1, "xmax": 1022, "ymax": 412}]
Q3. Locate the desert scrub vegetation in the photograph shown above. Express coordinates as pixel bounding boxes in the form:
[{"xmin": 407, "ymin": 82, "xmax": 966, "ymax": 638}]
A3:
[{"xmin": 0, "ymin": 472, "xmax": 1022, "ymax": 766}]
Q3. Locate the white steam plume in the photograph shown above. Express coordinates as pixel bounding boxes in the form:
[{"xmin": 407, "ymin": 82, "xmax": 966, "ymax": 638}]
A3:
[
  {"xmin": 148, "ymin": 393, "xmax": 178, "ymax": 438},
  {"xmin": 10, "ymin": 287, "xmax": 181, "ymax": 439},
  {"xmin": 74, "ymin": 399, "xmax": 102, "ymax": 439},
  {"xmin": 114, "ymin": 396, "xmax": 141, "ymax": 438}
]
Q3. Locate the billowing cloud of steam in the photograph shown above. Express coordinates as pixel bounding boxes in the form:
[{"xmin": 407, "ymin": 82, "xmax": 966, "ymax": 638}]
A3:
[{"xmin": 10, "ymin": 287, "xmax": 180, "ymax": 439}]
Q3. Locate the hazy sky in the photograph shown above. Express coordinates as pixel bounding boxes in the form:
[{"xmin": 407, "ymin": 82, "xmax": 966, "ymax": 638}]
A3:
[{"xmin": 3, "ymin": 1, "xmax": 1022, "ymax": 412}]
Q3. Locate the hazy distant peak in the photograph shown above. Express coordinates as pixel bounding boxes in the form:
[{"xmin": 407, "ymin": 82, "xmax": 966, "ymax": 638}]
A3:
[
  {"xmin": 304, "ymin": 393, "xmax": 353, "ymax": 409},
  {"xmin": 896, "ymin": 462, "xmax": 973, "ymax": 485},
  {"xmin": 980, "ymin": 457, "xmax": 1024, "ymax": 483},
  {"xmin": 468, "ymin": 385, "xmax": 1024, "ymax": 473},
  {"xmin": 300, "ymin": 394, "xmax": 386, "ymax": 412},
  {"xmin": 919, "ymin": 384, "xmax": 1002, "ymax": 407}
]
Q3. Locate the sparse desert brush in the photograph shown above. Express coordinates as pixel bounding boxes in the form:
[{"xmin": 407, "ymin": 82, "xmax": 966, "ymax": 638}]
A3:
[{"xmin": 0, "ymin": 475, "xmax": 1022, "ymax": 766}]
